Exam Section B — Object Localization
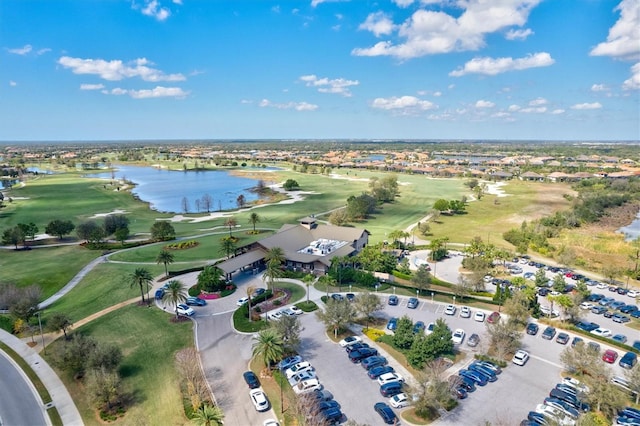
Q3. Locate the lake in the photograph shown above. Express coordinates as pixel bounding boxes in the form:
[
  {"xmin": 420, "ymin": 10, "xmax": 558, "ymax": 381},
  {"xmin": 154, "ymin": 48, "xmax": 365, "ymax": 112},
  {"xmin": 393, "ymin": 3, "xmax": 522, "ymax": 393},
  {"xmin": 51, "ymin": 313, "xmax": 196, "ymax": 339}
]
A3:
[
  {"xmin": 618, "ymin": 211, "xmax": 640, "ymax": 242},
  {"xmin": 87, "ymin": 165, "xmax": 269, "ymax": 213}
]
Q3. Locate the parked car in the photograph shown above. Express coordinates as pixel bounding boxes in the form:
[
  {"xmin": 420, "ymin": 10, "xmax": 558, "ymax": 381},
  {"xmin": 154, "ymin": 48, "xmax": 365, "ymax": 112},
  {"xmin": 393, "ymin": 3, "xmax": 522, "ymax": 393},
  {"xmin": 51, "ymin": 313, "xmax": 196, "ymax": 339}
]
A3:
[
  {"xmin": 451, "ymin": 328, "xmax": 465, "ymax": 345},
  {"xmin": 512, "ymin": 350, "xmax": 530, "ymax": 366},
  {"xmin": 474, "ymin": 311, "xmax": 486, "ymax": 322},
  {"xmin": 250, "ymin": 389, "xmax": 270, "ymax": 411},
  {"xmin": 556, "ymin": 332, "xmax": 570, "ymax": 345},
  {"xmin": 526, "ymin": 322, "xmax": 539, "ymax": 335},
  {"xmin": 346, "ymin": 293, "xmax": 355, "ymax": 302},
  {"xmin": 345, "ymin": 342, "xmax": 369, "ymax": 353},
  {"xmin": 252, "ymin": 288, "xmax": 266, "ymax": 298},
  {"xmin": 278, "ymin": 355, "xmax": 303, "ymax": 371},
  {"xmin": 603, "ymin": 349, "xmax": 618, "ymax": 364},
  {"xmin": 330, "ymin": 293, "xmax": 344, "ymax": 301},
  {"xmin": 620, "ymin": 304, "xmax": 638, "ymax": 314},
  {"xmin": 379, "ymin": 382, "xmax": 403, "ymax": 397},
  {"xmin": 361, "ymin": 355, "xmax": 388, "ymax": 370},
  {"xmin": 612, "ymin": 334, "xmax": 627, "ymax": 344},
  {"xmin": 407, "ymin": 297, "xmax": 419, "ymax": 309},
  {"xmin": 377, "ymin": 372, "xmax": 404, "ymax": 386},
  {"xmin": 155, "ymin": 288, "xmax": 165, "ymax": 300},
  {"xmin": 469, "ymin": 363, "xmax": 497, "ymax": 382},
  {"xmin": 348, "ymin": 347, "xmax": 378, "ymax": 363},
  {"xmin": 186, "ymin": 296, "xmax": 206, "ymax": 306},
  {"xmin": 487, "ymin": 311, "xmax": 501, "ymax": 324},
  {"xmin": 460, "ymin": 306, "xmax": 471, "ymax": 318},
  {"xmin": 458, "ymin": 369, "xmax": 488, "ymax": 386},
  {"xmin": 374, "ymin": 402, "xmax": 398, "ymax": 424},
  {"xmin": 571, "ymin": 337, "xmax": 584, "ymax": 347},
  {"xmin": 575, "ymin": 320, "xmax": 599, "ymax": 332},
  {"xmin": 288, "ymin": 370, "xmax": 317, "ymax": 386},
  {"xmin": 579, "ymin": 302, "xmax": 594, "ymax": 310},
  {"xmin": 285, "ymin": 361, "xmax": 314, "ymax": 379},
  {"xmin": 591, "ymin": 327, "xmax": 612, "ymax": 337},
  {"xmin": 243, "ymin": 371, "xmax": 260, "ymax": 389},
  {"xmin": 388, "ymin": 295, "xmax": 398, "ymax": 305},
  {"xmin": 293, "ymin": 379, "xmax": 322, "ymax": 395},
  {"xmin": 413, "ymin": 321, "xmax": 425, "ymax": 334},
  {"xmin": 425, "ymin": 322, "xmax": 435, "ymax": 335},
  {"xmin": 591, "ymin": 305, "xmax": 607, "ymax": 315},
  {"xmin": 619, "ymin": 352, "xmax": 638, "ymax": 369},
  {"xmin": 444, "ymin": 304, "xmax": 456, "ymax": 315},
  {"xmin": 474, "ymin": 360, "xmax": 502, "ymax": 375},
  {"xmin": 467, "ymin": 333, "xmax": 480, "ymax": 347},
  {"xmin": 542, "ymin": 326, "xmax": 556, "ymax": 340},
  {"xmin": 386, "ymin": 317, "xmax": 398, "ymax": 331},
  {"xmin": 339, "ymin": 336, "xmax": 362, "ymax": 347},
  {"xmin": 236, "ymin": 296, "xmax": 249, "ymax": 306},
  {"xmin": 612, "ymin": 313, "xmax": 630, "ymax": 323},
  {"xmin": 176, "ymin": 304, "xmax": 195, "ymax": 316},
  {"xmin": 367, "ymin": 365, "xmax": 395, "ymax": 379},
  {"xmin": 389, "ymin": 392, "xmax": 411, "ymax": 408}
]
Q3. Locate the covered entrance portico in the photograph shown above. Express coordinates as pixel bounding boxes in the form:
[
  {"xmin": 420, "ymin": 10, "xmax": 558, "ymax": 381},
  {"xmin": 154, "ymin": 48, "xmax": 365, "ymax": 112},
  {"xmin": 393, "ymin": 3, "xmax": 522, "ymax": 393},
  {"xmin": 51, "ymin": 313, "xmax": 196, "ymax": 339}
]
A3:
[{"xmin": 216, "ymin": 249, "xmax": 267, "ymax": 281}]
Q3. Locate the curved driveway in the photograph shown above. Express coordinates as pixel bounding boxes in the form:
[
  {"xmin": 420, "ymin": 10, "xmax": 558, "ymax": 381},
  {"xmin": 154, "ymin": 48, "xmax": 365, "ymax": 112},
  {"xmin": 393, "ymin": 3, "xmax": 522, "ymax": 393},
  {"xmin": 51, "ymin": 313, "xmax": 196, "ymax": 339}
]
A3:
[{"xmin": 0, "ymin": 351, "xmax": 47, "ymax": 426}]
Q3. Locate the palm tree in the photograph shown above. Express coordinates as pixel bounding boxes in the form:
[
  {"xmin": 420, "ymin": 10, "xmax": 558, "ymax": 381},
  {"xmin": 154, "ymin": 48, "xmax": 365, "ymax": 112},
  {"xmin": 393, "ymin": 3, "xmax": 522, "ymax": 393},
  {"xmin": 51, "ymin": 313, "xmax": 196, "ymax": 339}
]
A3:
[
  {"xmin": 224, "ymin": 217, "xmax": 237, "ymax": 237},
  {"xmin": 248, "ymin": 212, "xmax": 261, "ymax": 233},
  {"xmin": 245, "ymin": 285, "xmax": 256, "ymax": 322},
  {"xmin": 302, "ymin": 274, "xmax": 315, "ymax": 303},
  {"xmin": 318, "ymin": 274, "xmax": 337, "ymax": 298},
  {"xmin": 156, "ymin": 249, "xmax": 175, "ymax": 278},
  {"xmin": 165, "ymin": 279, "xmax": 188, "ymax": 319},
  {"xmin": 130, "ymin": 267, "xmax": 153, "ymax": 304},
  {"xmin": 190, "ymin": 403, "xmax": 224, "ymax": 426},
  {"xmin": 263, "ymin": 247, "xmax": 285, "ymax": 290},
  {"xmin": 252, "ymin": 328, "xmax": 284, "ymax": 370}
]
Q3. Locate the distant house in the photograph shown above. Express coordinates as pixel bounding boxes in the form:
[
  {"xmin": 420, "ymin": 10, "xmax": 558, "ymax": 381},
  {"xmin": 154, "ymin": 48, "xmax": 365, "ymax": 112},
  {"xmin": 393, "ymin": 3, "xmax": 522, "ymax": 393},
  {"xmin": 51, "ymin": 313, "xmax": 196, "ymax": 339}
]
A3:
[
  {"xmin": 216, "ymin": 217, "xmax": 369, "ymax": 280},
  {"xmin": 520, "ymin": 171, "xmax": 544, "ymax": 181}
]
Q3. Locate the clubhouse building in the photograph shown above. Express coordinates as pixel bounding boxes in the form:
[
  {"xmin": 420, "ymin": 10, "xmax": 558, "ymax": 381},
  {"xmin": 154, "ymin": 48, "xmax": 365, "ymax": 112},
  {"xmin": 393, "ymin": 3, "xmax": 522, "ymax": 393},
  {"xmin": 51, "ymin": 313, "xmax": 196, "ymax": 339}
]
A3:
[{"xmin": 216, "ymin": 217, "xmax": 369, "ymax": 281}]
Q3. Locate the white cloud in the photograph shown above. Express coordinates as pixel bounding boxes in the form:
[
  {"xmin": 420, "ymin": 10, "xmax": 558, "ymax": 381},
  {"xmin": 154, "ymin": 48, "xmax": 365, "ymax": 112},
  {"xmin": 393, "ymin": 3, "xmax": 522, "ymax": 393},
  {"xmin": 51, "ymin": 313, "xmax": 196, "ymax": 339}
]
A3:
[
  {"xmin": 491, "ymin": 111, "xmax": 510, "ymax": 118},
  {"xmin": 571, "ymin": 102, "xmax": 602, "ymax": 110},
  {"xmin": 299, "ymin": 74, "xmax": 359, "ymax": 97},
  {"xmin": 271, "ymin": 5, "xmax": 281, "ymax": 13},
  {"xmin": 80, "ymin": 83, "xmax": 105, "ymax": 90},
  {"xmin": 519, "ymin": 106, "xmax": 547, "ymax": 113},
  {"xmin": 551, "ymin": 109, "xmax": 565, "ymax": 114},
  {"xmin": 8, "ymin": 44, "xmax": 32, "ymax": 55},
  {"xmin": 353, "ymin": 0, "xmax": 542, "ymax": 59},
  {"xmin": 433, "ymin": 91, "xmax": 442, "ymax": 97},
  {"xmin": 529, "ymin": 97, "xmax": 547, "ymax": 106},
  {"xmin": 371, "ymin": 95, "xmax": 436, "ymax": 114},
  {"xmin": 393, "ymin": 0, "xmax": 415, "ymax": 7},
  {"xmin": 475, "ymin": 100, "xmax": 495, "ymax": 108},
  {"xmin": 135, "ymin": 0, "xmax": 171, "ymax": 21},
  {"xmin": 622, "ymin": 62, "xmax": 640, "ymax": 90},
  {"xmin": 590, "ymin": 0, "xmax": 639, "ymax": 61},
  {"xmin": 505, "ymin": 28, "xmax": 533, "ymax": 40},
  {"xmin": 172, "ymin": 0, "xmax": 183, "ymax": 4},
  {"xmin": 590, "ymin": 83, "xmax": 608, "ymax": 92},
  {"xmin": 311, "ymin": 0, "xmax": 348, "ymax": 7},
  {"xmin": 37, "ymin": 48, "xmax": 51, "ymax": 55},
  {"xmin": 449, "ymin": 52, "xmax": 554, "ymax": 76},
  {"xmin": 359, "ymin": 12, "xmax": 396, "ymax": 37},
  {"xmin": 259, "ymin": 99, "xmax": 318, "ymax": 111},
  {"xmin": 103, "ymin": 86, "xmax": 188, "ymax": 99},
  {"xmin": 508, "ymin": 104, "xmax": 520, "ymax": 112},
  {"xmin": 58, "ymin": 56, "xmax": 185, "ymax": 82},
  {"xmin": 9, "ymin": 81, "xmax": 17, "ymax": 87}
]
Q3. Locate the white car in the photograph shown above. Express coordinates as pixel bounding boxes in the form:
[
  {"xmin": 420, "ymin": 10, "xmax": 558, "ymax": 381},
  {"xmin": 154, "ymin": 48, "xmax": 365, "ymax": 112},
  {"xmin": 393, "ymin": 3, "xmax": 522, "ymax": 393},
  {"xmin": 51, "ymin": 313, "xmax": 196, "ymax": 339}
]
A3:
[
  {"xmin": 627, "ymin": 290, "xmax": 638, "ymax": 298},
  {"xmin": 268, "ymin": 310, "xmax": 283, "ymax": 320},
  {"xmin": 237, "ymin": 297, "xmax": 249, "ymax": 306},
  {"xmin": 561, "ymin": 377, "xmax": 590, "ymax": 394},
  {"xmin": 444, "ymin": 304, "xmax": 456, "ymax": 315},
  {"xmin": 377, "ymin": 372, "xmax": 404, "ymax": 386},
  {"xmin": 285, "ymin": 361, "xmax": 314, "ymax": 379},
  {"xmin": 535, "ymin": 404, "xmax": 574, "ymax": 425},
  {"xmin": 590, "ymin": 327, "xmax": 612, "ymax": 337},
  {"xmin": 540, "ymin": 306, "xmax": 560, "ymax": 317},
  {"xmin": 473, "ymin": 311, "xmax": 485, "ymax": 322},
  {"xmin": 339, "ymin": 336, "xmax": 362, "ymax": 347},
  {"xmin": 579, "ymin": 302, "xmax": 594, "ymax": 310},
  {"xmin": 389, "ymin": 392, "xmax": 411, "ymax": 408},
  {"xmin": 249, "ymin": 389, "xmax": 270, "ymax": 412},
  {"xmin": 512, "ymin": 350, "xmax": 530, "ymax": 366},
  {"xmin": 293, "ymin": 378, "xmax": 322, "ymax": 394},
  {"xmin": 176, "ymin": 304, "xmax": 195, "ymax": 316},
  {"xmin": 263, "ymin": 420, "xmax": 280, "ymax": 426},
  {"xmin": 422, "ymin": 322, "xmax": 434, "ymax": 336},
  {"xmin": 288, "ymin": 370, "xmax": 316, "ymax": 386},
  {"xmin": 460, "ymin": 306, "xmax": 471, "ymax": 318},
  {"xmin": 596, "ymin": 282, "xmax": 608, "ymax": 289},
  {"xmin": 451, "ymin": 329, "xmax": 465, "ymax": 344},
  {"xmin": 287, "ymin": 306, "xmax": 303, "ymax": 315}
]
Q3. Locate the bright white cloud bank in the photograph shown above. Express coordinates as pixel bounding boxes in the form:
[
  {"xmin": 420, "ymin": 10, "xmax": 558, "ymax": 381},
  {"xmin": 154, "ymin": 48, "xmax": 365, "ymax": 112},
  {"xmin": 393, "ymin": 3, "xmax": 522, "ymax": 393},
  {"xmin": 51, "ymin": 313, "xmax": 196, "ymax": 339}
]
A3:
[{"xmin": 58, "ymin": 57, "xmax": 185, "ymax": 82}]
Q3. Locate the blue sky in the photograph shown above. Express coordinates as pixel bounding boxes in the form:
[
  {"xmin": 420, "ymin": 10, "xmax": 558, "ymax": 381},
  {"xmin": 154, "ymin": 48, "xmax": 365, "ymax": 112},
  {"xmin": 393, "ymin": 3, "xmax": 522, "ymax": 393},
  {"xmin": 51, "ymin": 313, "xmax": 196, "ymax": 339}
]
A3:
[{"xmin": 1, "ymin": 0, "xmax": 638, "ymax": 142}]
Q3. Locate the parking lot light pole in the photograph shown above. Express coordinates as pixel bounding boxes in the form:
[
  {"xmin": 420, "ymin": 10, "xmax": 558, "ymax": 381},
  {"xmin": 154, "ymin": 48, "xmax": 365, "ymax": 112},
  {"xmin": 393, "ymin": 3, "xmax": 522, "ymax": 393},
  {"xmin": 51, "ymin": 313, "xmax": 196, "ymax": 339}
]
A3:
[
  {"xmin": 416, "ymin": 289, "xmax": 419, "ymax": 298},
  {"xmin": 453, "ymin": 295, "xmax": 456, "ymax": 305},
  {"xmin": 431, "ymin": 292, "xmax": 434, "ymax": 303},
  {"xmin": 393, "ymin": 287, "xmax": 396, "ymax": 295}
]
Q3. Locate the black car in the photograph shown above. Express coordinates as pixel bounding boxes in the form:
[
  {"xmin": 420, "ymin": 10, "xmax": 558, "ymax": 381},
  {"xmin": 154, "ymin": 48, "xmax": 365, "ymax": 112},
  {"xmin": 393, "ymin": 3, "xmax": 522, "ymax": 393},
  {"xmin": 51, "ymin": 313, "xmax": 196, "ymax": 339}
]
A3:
[
  {"xmin": 345, "ymin": 342, "xmax": 369, "ymax": 353},
  {"xmin": 380, "ymin": 382, "xmax": 403, "ymax": 397},
  {"xmin": 587, "ymin": 293, "xmax": 604, "ymax": 302},
  {"xmin": 538, "ymin": 288, "xmax": 550, "ymax": 296},
  {"xmin": 361, "ymin": 355, "xmax": 388, "ymax": 370},
  {"xmin": 541, "ymin": 326, "xmax": 556, "ymax": 340},
  {"xmin": 346, "ymin": 293, "xmax": 355, "ymax": 302},
  {"xmin": 186, "ymin": 296, "xmax": 207, "ymax": 306},
  {"xmin": 620, "ymin": 304, "xmax": 638, "ymax": 314},
  {"xmin": 243, "ymin": 371, "xmax": 260, "ymax": 389},
  {"xmin": 575, "ymin": 320, "xmax": 599, "ymax": 332},
  {"xmin": 348, "ymin": 347, "xmax": 378, "ymax": 363},
  {"xmin": 452, "ymin": 386, "xmax": 468, "ymax": 399},
  {"xmin": 603, "ymin": 310, "xmax": 614, "ymax": 318},
  {"xmin": 155, "ymin": 288, "xmax": 165, "ymax": 299},
  {"xmin": 526, "ymin": 323, "xmax": 539, "ymax": 335},
  {"xmin": 374, "ymin": 402, "xmax": 398, "ymax": 424},
  {"xmin": 388, "ymin": 295, "xmax": 399, "ymax": 306},
  {"xmin": 367, "ymin": 365, "xmax": 395, "ymax": 379},
  {"xmin": 469, "ymin": 363, "xmax": 497, "ymax": 382},
  {"xmin": 571, "ymin": 337, "xmax": 584, "ymax": 347},
  {"xmin": 319, "ymin": 407, "xmax": 343, "ymax": 424},
  {"xmin": 330, "ymin": 293, "xmax": 344, "ymax": 301},
  {"xmin": 318, "ymin": 400, "xmax": 340, "ymax": 412},
  {"xmin": 619, "ymin": 352, "xmax": 638, "ymax": 369}
]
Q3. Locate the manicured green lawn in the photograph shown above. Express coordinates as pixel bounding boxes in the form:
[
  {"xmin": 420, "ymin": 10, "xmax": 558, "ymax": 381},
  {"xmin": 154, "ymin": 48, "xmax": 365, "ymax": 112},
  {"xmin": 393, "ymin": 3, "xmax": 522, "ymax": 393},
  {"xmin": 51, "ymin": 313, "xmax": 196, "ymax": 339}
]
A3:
[
  {"xmin": 48, "ymin": 304, "xmax": 193, "ymax": 426},
  {"xmin": 44, "ymin": 263, "xmax": 165, "ymax": 322},
  {"xmin": 0, "ymin": 246, "xmax": 100, "ymax": 298}
]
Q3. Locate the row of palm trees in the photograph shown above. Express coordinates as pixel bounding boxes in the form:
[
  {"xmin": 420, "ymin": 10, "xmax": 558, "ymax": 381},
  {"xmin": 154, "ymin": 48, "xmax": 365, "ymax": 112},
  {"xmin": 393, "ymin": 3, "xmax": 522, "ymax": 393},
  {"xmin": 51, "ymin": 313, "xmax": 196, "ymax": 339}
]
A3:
[{"xmin": 129, "ymin": 267, "xmax": 187, "ymax": 318}]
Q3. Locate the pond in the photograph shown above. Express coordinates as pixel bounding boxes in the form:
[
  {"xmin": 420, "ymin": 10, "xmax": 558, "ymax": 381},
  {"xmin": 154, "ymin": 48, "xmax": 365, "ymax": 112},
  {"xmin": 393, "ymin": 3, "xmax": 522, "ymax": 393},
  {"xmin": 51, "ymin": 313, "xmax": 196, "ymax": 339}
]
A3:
[
  {"xmin": 618, "ymin": 211, "xmax": 640, "ymax": 242},
  {"xmin": 86, "ymin": 165, "xmax": 271, "ymax": 213}
]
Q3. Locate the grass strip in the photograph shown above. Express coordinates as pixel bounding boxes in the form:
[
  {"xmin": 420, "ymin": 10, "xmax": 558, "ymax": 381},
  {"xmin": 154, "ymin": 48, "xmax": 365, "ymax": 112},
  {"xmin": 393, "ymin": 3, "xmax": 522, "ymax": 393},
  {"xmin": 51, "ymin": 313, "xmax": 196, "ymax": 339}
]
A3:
[
  {"xmin": 47, "ymin": 407, "xmax": 63, "ymax": 426},
  {"xmin": 0, "ymin": 341, "xmax": 52, "ymax": 404}
]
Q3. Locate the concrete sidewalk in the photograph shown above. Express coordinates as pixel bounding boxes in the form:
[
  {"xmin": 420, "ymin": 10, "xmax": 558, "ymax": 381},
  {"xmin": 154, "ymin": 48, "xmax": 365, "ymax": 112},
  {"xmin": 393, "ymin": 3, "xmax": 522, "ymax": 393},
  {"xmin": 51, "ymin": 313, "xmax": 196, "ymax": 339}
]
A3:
[{"xmin": 0, "ymin": 330, "xmax": 83, "ymax": 425}]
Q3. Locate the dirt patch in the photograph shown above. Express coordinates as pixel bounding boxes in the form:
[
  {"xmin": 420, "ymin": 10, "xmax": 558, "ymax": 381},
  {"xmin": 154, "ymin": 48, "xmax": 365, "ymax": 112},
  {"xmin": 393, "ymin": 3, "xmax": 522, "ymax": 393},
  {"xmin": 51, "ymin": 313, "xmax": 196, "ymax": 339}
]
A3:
[
  {"xmin": 591, "ymin": 201, "xmax": 640, "ymax": 231},
  {"xmin": 503, "ymin": 184, "xmax": 576, "ymax": 226}
]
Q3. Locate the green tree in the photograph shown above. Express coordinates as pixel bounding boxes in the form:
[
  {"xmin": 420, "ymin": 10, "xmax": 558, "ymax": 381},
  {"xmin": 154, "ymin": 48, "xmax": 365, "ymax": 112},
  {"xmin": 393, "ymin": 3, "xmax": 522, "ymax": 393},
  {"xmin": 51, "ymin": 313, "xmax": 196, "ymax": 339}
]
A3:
[
  {"xmin": 552, "ymin": 273, "xmax": 566, "ymax": 293},
  {"xmin": 113, "ymin": 226, "xmax": 129, "ymax": 245},
  {"xmin": 197, "ymin": 266, "xmax": 225, "ymax": 292},
  {"xmin": 76, "ymin": 221, "xmax": 105, "ymax": 245},
  {"xmin": 252, "ymin": 328, "xmax": 285, "ymax": 369},
  {"xmin": 502, "ymin": 289, "xmax": 531, "ymax": 328},
  {"xmin": 86, "ymin": 366, "xmax": 123, "ymax": 412},
  {"xmin": 302, "ymin": 274, "xmax": 315, "ymax": 303},
  {"xmin": 534, "ymin": 268, "xmax": 548, "ymax": 287},
  {"xmin": 263, "ymin": 247, "xmax": 285, "ymax": 290},
  {"xmin": 17, "ymin": 222, "xmax": 38, "ymax": 246},
  {"xmin": 271, "ymin": 314, "xmax": 302, "ymax": 353},
  {"xmin": 165, "ymin": 279, "xmax": 188, "ymax": 319},
  {"xmin": 328, "ymin": 208, "xmax": 349, "ymax": 226},
  {"xmin": 248, "ymin": 212, "xmax": 261, "ymax": 232},
  {"xmin": 353, "ymin": 292, "xmax": 383, "ymax": 330},
  {"xmin": 392, "ymin": 316, "xmax": 415, "ymax": 349},
  {"xmin": 2, "ymin": 226, "xmax": 25, "ymax": 249},
  {"xmin": 191, "ymin": 403, "xmax": 225, "ymax": 426},
  {"xmin": 414, "ymin": 358, "xmax": 455, "ymax": 418},
  {"xmin": 219, "ymin": 237, "xmax": 238, "ymax": 259},
  {"xmin": 282, "ymin": 179, "xmax": 300, "ymax": 190},
  {"xmin": 433, "ymin": 199, "xmax": 450, "ymax": 213},
  {"xmin": 315, "ymin": 298, "xmax": 356, "ymax": 335},
  {"xmin": 624, "ymin": 361, "xmax": 640, "ymax": 405},
  {"xmin": 45, "ymin": 219, "xmax": 75, "ymax": 240},
  {"xmin": 129, "ymin": 267, "xmax": 153, "ymax": 304},
  {"xmin": 103, "ymin": 214, "xmax": 129, "ymax": 235},
  {"xmin": 47, "ymin": 312, "xmax": 73, "ymax": 339},
  {"xmin": 150, "ymin": 221, "xmax": 176, "ymax": 241},
  {"xmin": 156, "ymin": 249, "xmax": 175, "ymax": 278},
  {"xmin": 560, "ymin": 340, "xmax": 599, "ymax": 375},
  {"xmin": 486, "ymin": 319, "xmax": 521, "ymax": 361}
]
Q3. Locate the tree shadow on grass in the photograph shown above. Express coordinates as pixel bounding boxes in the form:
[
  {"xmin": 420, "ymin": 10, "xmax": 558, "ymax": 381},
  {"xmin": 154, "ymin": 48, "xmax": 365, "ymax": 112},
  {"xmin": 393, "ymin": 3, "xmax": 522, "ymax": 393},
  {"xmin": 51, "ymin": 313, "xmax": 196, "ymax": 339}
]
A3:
[{"xmin": 119, "ymin": 363, "xmax": 142, "ymax": 379}]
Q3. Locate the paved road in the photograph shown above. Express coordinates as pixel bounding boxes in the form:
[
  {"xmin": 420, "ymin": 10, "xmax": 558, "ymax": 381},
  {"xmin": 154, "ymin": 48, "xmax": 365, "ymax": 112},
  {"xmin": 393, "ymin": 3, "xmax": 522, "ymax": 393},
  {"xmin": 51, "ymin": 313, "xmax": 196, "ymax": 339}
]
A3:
[{"xmin": 0, "ymin": 351, "xmax": 47, "ymax": 426}]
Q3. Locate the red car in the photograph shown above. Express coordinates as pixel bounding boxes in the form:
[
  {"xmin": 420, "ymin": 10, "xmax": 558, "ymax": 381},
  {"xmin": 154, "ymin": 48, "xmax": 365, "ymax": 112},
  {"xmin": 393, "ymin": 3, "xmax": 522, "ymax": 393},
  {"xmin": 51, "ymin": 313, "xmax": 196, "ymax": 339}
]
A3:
[
  {"xmin": 487, "ymin": 311, "xmax": 501, "ymax": 324},
  {"xmin": 602, "ymin": 349, "xmax": 618, "ymax": 364}
]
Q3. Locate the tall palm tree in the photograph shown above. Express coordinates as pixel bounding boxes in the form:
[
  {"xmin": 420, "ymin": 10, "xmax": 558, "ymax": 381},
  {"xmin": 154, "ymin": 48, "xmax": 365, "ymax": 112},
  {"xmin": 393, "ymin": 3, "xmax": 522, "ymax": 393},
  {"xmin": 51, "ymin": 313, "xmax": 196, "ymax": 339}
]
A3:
[
  {"xmin": 263, "ymin": 247, "xmax": 285, "ymax": 290},
  {"xmin": 224, "ymin": 217, "xmax": 237, "ymax": 237},
  {"xmin": 190, "ymin": 403, "xmax": 224, "ymax": 426},
  {"xmin": 130, "ymin": 267, "xmax": 153, "ymax": 304},
  {"xmin": 156, "ymin": 249, "xmax": 175, "ymax": 278},
  {"xmin": 252, "ymin": 328, "xmax": 284, "ymax": 370},
  {"xmin": 302, "ymin": 274, "xmax": 315, "ymax": 303},
  {"xmin": 245, "ymin": 285, "xmax": 256, "ymax": 322},
  {"xmin": 165, "ymin": 279, "xmax": 188, "ymax": 319},
  {"xmin": 248, "ymin": 212, "xmax": 261, "ymax": 233}
]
